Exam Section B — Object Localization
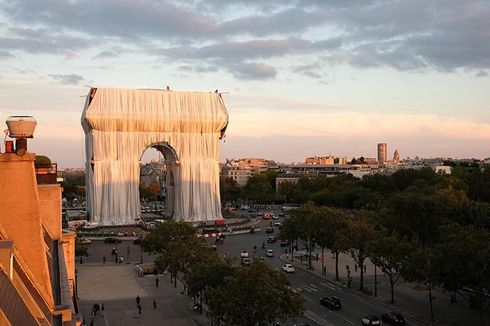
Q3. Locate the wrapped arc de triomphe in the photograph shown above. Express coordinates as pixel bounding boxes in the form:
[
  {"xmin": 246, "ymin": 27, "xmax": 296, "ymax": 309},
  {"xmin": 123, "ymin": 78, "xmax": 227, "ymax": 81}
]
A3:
[{"xmin": 81, "ymin": 87, "xmax": 229, "ymax": 225}]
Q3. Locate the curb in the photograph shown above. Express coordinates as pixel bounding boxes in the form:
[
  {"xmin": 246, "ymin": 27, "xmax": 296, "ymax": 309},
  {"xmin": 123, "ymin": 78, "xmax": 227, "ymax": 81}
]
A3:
[{"xmin": 279, "ymin": 254, "xmax": 431, "ymax": 326}]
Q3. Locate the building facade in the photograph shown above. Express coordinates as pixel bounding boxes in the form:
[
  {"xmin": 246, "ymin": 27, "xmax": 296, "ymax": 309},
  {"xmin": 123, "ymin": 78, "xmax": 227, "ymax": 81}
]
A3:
[
  {"xmin": 377, "ymin": 143, "xmax": 387, "ymax": 163},
  {"xmin": 0, "ymin": 151, "xmax": 80, "ymax": 325}
]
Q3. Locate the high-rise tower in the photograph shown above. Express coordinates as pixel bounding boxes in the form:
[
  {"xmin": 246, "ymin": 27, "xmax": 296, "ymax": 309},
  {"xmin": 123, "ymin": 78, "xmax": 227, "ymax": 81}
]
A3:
[{"xmin": 377, "ymin": 143, "xmax": 387, "ymax": 163}]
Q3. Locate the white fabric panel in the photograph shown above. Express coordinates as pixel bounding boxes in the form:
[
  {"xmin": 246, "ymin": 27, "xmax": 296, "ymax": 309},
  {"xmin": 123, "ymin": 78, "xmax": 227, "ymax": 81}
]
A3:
[{"xmin": 82, "ymin": 88, "xmax": 228, "ymax": 225}]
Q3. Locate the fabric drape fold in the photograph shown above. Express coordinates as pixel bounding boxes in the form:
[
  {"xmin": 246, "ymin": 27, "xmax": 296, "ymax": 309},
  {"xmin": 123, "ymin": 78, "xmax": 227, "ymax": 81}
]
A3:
[{"xmin": 82, "ymin": 87, "xmax": 228, "ymax": 225}]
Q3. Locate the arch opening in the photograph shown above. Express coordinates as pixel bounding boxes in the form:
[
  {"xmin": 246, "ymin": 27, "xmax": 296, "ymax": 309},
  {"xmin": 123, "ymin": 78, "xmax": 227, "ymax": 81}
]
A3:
[{"xmin": 139, "ymin": 142, "xmax": 179, "ymax": 221}]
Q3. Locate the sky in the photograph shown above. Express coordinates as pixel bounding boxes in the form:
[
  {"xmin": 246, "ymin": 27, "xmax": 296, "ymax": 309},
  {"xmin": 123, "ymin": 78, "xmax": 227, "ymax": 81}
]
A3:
[{"xmin": 0, "ymin": 0, "xmax": 489, "ymax": 167}]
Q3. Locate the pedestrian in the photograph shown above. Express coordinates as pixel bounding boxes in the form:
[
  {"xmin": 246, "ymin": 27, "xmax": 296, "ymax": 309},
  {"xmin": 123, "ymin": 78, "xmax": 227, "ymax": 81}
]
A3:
[
  {"xmin": 155, "ymin": 277, "xmax": 159, "ymax": 287},
  {"xmin": 136, "ymin": 295, "xmax": 141, "ymax": 306},
  {"xmin": 137, "ymin": 303, "xmax": 142, "ymax": 316},
  {"xmin": 101, "ymin": 303, "xmax": 104, "ymax": 317},
  {"xmin": 102, "ymin": 256, "xmax": 106, "ymax": 264},
  {"xmin": 153, "ymin": 299, "xmax": 157, "ymax": 310}
]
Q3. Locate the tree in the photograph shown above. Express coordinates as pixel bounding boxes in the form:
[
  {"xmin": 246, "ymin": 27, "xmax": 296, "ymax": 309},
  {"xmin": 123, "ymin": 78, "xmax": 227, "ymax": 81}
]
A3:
[
  {"xmin": 242, "ymin": 171, "xmax": 277, "ymax": 203},
  {"xmin": 369, "ymin": 231, "xmax": 410, "ymax": 303},
  {"xmin": 142, "ymin": 220, "xmax": 196, "ymax": 287},
  {"xmin": 278, "ymin": 181, "xmax": 300, "ymax": 203},
  {"xmin": 347, "ymin": 210, "xmax": 377, "ymax": 291},
  {"xmin": 75, "ymin": 238, "xmax": 89, "ymax": 264},
  {"xmin": 220, "ymin": 176, "xmax": 241, "ymax": 202},
  {"xmin": 435, "ymin": 224, "xmax": 490, "ymax": 325},
  {"xmin": 282, "ymin": 202, "xmax": 317, "ymax": 269},
  {"xmin": 402, "ymin": 246, "xmax": 439, "ymax": 321},
  {"xmin": 185, "ymin": 254, "xmax": 235, "ymax": 312},
  {"xmin": 148, "ymin": 182, "xmax": 160, "ymax": 200},
  {"xmin": 207, "ymin": 258, "xmax": 304, "ymax": 325}
]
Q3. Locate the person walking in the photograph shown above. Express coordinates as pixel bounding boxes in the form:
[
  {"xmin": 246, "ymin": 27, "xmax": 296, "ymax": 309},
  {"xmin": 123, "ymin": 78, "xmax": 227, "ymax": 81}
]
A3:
[
  {"xmin": 155, "ymin": 277, "xmax": 159, "ymax": 287},
  {"xmin": 137, "ymin": 303, "xmax": 142, "ymax": 316},
  {"xmin": 153, "ymin": 299, "xmax": 157, "ymax": 310},
  {"xmin": 136, "ymin": 295, "xmax": 141, "ymax": 306},
  {"xmin": 102, "ymin": 256, "xmax": 106, "ymax": 264},
  {"xmin": 101, "ymin": 303, "xmax": 105, "ymax": 317}
]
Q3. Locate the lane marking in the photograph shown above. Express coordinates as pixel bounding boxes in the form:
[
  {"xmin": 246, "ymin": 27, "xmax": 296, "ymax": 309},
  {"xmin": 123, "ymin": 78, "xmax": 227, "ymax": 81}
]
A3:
[{"xmin": 304, "ymin": 310, "xmax": 335, "ymax": 326}]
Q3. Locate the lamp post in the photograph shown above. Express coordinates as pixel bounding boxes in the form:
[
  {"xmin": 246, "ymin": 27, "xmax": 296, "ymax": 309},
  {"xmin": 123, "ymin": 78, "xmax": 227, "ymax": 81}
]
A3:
[
  {"xmin": 115, "ymin": 240, "xmax": 119, "ymax": 264},
  {"xmin": 140, "ymin": 240, "xmax": 143, "ymax": 264}
]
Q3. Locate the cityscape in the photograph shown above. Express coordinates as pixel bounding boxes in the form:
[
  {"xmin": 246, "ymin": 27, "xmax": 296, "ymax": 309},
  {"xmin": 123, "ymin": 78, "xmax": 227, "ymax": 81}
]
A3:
[{"xmin": 1, "ymin": 1, "xmax": 490, "ymax": 326}]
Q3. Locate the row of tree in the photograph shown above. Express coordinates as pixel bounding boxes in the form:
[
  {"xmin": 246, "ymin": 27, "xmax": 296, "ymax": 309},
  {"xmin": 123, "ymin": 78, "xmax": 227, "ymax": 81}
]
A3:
[
  {"xmin": 142, "ymin": 221, "xmax": 304, "ymax": 325},
  {"xmin": 223, "ymin": 166, "xmax": 490, "ymax": 212},
  {"xmin": 280, "ymin": 202, "xmax": 490, "ymax": 324}
]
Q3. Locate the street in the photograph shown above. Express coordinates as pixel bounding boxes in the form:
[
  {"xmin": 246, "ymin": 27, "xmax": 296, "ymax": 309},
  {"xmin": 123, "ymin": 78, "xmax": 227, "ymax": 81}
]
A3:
[{"xmin": 215, "ymin": 214, "xmax": 484, "ymax": 326}]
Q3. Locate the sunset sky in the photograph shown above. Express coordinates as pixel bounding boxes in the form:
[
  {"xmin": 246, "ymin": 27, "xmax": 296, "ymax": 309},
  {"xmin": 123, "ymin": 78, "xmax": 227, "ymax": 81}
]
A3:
[{"xmin": 1, "ymin": 0, "xmax": 489, "ymax": 167}]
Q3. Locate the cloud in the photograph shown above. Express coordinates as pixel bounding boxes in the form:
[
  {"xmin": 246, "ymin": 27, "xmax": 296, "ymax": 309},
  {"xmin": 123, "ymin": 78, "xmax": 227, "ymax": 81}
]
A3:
[
  {"xmin": 0, "ymin": 27, "xmax": 90, "ymax": 56},
  {"xmin": 229, "ymin": 63, "xmax": 277, "ymax": 80},
  {"xmin": 49, "ymin": 74, "xmax": 85, "ymax": 85},
  {"xmin": 2, "ymin": 0, "xmax": 490, "ymax": 76},
  {"xmin": 476, "ymin": 70, "xmax": 488, "ymax": 77}
]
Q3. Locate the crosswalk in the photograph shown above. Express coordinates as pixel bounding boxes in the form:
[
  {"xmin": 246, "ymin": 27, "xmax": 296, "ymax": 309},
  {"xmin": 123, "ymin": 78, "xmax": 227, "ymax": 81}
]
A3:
[{"xmin": 293, "ymin": 281, "xmax": 337, "ymax": 293}]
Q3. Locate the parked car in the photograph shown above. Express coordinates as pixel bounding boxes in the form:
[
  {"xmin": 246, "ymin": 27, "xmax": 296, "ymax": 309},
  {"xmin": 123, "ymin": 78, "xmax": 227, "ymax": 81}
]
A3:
[
  {"xmin": 320, "ymin": 296, "xmax": 341, "ymax": 310},
  {"xmin": 104, "ymin": 237, "xmax": 121, "ymax": 244},
  {"xmin": 266, "ymin": 249, "xmax": 274, "ymax": 257},
  {"xmin": 272, "ymin": 214, "xmax": 279, "ymax": 220},
  {"xmin": 362, "ymin": 315, "xmax": 381, "ymax": 326},
  {"xmin": 282, "ymin": 263, "xmax": 295, "ymax": 273},
  {"xmin": 265, "ymin": 227, "xmax": 274, "ymax": 233},
  {"xmin": 241, "ymin": 257, "xmax": 251, "ymax": 265},
  {"xmin": 280, "ymin": 239, "xmax": 290, "ymax": 247},
  {"xmin": 78, "ymin": 238, "xmax": 91, "ymax": 245},
  {"xmin": 381, "ymin": 312, "xmax": 406, "ymax": 325},
  {"xmin": 240, "ymin": 250, "xmax": 249, "ymax": 258},
  {"xmin": 274, "ymin": 221, "xmax": 282, "ymax": 227},
  {"xmin": 267, "ymin": 236, "xmax": 277, "ymax": 243}
]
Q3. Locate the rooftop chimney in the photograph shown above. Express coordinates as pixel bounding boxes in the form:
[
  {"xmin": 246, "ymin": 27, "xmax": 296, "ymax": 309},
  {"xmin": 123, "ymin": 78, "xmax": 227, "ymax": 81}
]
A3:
[{"xmin": 5, "ymin": 116, "xmax": 37, "ymax": 155}]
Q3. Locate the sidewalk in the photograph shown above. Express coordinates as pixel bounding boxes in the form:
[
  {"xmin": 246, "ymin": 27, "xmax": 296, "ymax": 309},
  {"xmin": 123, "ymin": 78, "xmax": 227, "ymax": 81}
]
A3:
[
  {"xmin": 281, "ymin": 249, "xmax": 486, "ymax": 326},
  {"xmin": 77, "ymin": 263, "xmax": 207, "ymax": 325}
]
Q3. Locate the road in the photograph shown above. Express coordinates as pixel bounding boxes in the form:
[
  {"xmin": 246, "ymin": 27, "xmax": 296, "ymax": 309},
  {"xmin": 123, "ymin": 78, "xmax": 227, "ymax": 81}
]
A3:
[{"xmin": 215, "ymin": 216, "xmax": 423, "ymax": 326}]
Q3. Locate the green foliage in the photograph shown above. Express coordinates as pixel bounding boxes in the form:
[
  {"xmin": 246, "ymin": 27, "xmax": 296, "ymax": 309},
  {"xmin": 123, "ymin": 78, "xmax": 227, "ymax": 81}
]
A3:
[
  {"xmin": 220, "ymin": 177, "xmax": 241, "ymax": 202},
  {"xmin": 34, "ymin": 155, "xmax": 51, "ymax": 166},
  {"xmin": 75, "ymin": 237, "xmax": 89, "ymax": 264},
  {"xmin": 369, "ymin": 231, "xmax": 411, "ymax": 303},
  {"xmin": 242, "ymin": 172, "xmax": 276, "ymax": 203},
  {"xmin": 207, "ymin": 258, "xmax": 304, "ymax": 325}
]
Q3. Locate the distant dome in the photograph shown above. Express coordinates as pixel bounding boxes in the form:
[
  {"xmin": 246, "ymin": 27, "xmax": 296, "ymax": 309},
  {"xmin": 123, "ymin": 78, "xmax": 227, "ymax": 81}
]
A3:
[{"xmin": 393, "ymin": 149, "xmax": 400, "ymax": 162}]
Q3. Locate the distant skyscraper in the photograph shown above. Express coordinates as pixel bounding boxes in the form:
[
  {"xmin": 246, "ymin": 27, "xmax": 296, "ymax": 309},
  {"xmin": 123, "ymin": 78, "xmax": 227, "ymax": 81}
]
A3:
[{"xmin": 377, "ymin": 143, "xmax": 387, "ymax": 163}]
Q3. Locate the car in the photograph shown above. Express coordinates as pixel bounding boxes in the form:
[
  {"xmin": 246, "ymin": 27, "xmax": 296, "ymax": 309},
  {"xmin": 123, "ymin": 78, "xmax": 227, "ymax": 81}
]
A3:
[
  {"xmin": 78, "ymin": 238, "xmax": 91, "ymax": 245},
  {"xmin": 265, "ymin": 227, "xmax": 274, "ymax": 233},
  {"xmin": 267, "ymin": 236, "xmax": 277, "ymax": 243},
  {"xmin": 362, "ymin": 315, "xmax": 381, "ymax": 326},
  {"xmin": 282, "ymin": 263, "xmax": 295, "ymax": 273},
  {"xmin": 104, "ymin": 237, "xmax": 121, "ymax": 244},
  {"xmin": 381, "ymin": 312, "xmax": 406, "ymax": 325},
  {"xmin": 272, "ymin": 214, "xmax": 279, "ymax": 220},
  {"xmin": 241, "ymin": 257, "xmax": 251, "ymax": 265},
  {"xmin": 319, "ymin": 296, "xmax": 341, "ymax": 310},
  {"xmin": 266, "ymin": 249, "xmax": 274, "ymax": 257},
  {"xmin": 274, "ymin": 221, "xmax": 282, "ymax": 227},
  {"xmin": 280, "ymin": 239, "xmax": 290, "ymax": 247},
  {"xmin": 240, "ymin": 250, "xmax": 249, "ymax": 258}
]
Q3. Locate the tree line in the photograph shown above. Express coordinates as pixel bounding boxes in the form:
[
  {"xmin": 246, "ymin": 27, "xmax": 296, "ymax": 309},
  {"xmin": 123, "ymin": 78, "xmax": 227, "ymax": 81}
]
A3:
[
  {"xmin": 142, "ymin": 220, "xmax": 304, "ymax": 325},
  {"xmin": 273, "ymin": 167, "xmax": 490, "ymax": 324}
]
